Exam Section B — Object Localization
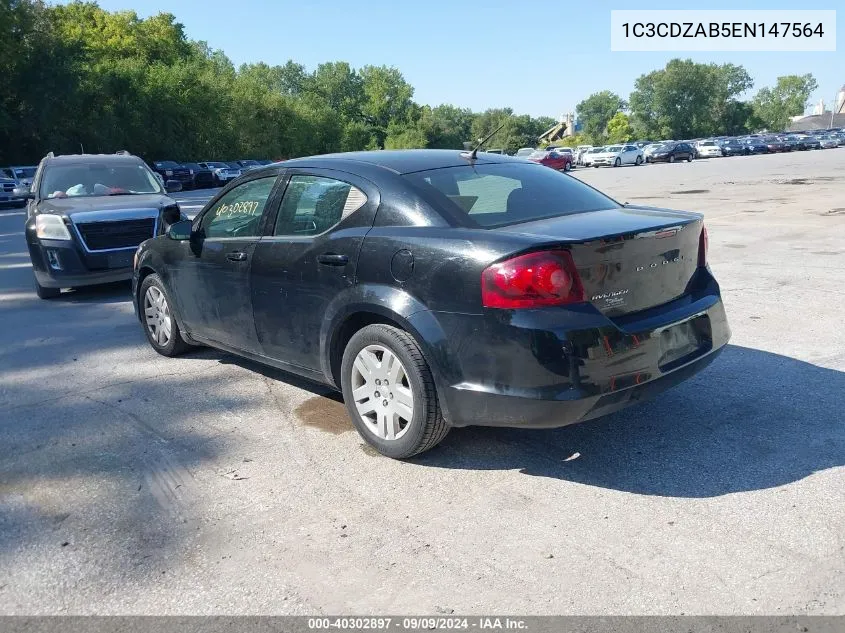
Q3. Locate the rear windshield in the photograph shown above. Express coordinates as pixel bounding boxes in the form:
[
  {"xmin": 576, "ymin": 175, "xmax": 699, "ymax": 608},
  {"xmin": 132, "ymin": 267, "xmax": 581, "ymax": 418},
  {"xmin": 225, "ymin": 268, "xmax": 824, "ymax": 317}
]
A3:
[{"xmin": 404, "ymin": 163, "xmax": 618, "ymax": 229}]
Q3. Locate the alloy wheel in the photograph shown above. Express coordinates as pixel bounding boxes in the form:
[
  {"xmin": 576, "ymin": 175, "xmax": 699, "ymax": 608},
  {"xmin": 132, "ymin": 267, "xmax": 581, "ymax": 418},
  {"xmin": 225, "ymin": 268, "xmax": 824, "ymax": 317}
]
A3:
[
  {"xmin": 350, "ymin": 344, "xmax": 414, "ymax": 441},
  {"xmin": 144, "ymin": 286, "xmax": 172, "ymax": 347}
]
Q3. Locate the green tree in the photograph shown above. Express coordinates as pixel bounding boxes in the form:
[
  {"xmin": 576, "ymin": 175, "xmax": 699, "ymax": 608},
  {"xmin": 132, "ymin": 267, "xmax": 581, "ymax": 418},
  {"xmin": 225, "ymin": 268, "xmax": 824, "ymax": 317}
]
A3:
[
  {"xmin": 576, "ymin": 91, "xmax": 626, "ymax": 144},
  {"xmin": 605, "ymin": 112, "xmax": 633, "ymax": 143},
  {"xmin": 629, "ymin": 59, "xmax": 753, "ymax": 139},
  {"xmin": 752, "ymin": 74, "xmax": 818, "ymax": 131}
]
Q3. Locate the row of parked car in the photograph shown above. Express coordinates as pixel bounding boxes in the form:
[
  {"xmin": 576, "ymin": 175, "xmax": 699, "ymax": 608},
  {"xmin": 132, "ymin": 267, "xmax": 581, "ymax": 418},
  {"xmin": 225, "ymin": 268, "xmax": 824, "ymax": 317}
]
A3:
[
  {"xmin": 149, "ymin": 158, "xmax": 276, "ymax": 190},
  {"xmin": 509, "ymin": 127, "xmax": 845, "ymax": 172}
]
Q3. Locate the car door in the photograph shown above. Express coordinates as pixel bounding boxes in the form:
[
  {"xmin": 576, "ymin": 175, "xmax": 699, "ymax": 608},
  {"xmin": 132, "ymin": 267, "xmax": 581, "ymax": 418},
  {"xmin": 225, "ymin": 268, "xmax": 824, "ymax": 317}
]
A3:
[
  {"xmin": 172, "ymin": 173, "xmax": 283, "ymax": 353},
  {"xmin": 622, "ymin": 145, "xmax": 636, "ymax": 164},
  {"xmin": 250, "ymin": 168, "xmax": 379, "ymax": 372}
]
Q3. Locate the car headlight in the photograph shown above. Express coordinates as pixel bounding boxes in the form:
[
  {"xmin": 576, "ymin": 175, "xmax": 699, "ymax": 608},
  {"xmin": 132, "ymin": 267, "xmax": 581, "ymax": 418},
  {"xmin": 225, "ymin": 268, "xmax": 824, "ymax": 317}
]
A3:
[
  {"xmin": 165, "ymin": 170, "xmax": 173, "ymax": 176},
  {"xmin": 35, "ymin": 215, "xmax": 72, "ymax": 240}
]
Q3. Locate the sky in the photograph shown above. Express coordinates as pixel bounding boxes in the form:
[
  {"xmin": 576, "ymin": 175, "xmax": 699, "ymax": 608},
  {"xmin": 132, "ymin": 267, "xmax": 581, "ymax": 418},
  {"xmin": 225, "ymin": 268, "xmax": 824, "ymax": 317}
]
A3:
[{"xmin": 90, "ymin": 0, "xmax": 843, "ymax": 119}]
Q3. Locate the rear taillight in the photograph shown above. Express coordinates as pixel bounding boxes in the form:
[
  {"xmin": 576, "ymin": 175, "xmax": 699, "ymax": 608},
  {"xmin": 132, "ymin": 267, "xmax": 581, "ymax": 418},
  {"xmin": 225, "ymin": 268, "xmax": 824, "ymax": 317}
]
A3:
[
  {"xmin": 481, "ymin": 250, "xmax": 585, "ymax": 309},
  {"xmin": 698, "ymin": 224, "xmax": 708, "ymax": 267}
]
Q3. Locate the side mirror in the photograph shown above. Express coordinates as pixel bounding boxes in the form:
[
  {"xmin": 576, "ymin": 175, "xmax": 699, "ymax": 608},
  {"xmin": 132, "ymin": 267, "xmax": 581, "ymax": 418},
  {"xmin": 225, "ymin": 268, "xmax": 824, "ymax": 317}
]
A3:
[
  {"xmin": 165, "ymin": 179, "xmax": 183, "ymax": 193},
  {"xmin": 167, "ymin": 219, "xmax": 193, "ymax": 241}
]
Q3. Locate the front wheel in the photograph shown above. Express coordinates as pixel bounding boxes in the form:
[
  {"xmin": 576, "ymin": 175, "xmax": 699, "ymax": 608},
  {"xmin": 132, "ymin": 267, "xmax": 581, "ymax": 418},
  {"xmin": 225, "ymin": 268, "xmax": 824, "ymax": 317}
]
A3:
[
  {"xmin": 563, "ymin": 161, "xmax": 572, "ymax": 172},
  {"xmin": 687, "ymin": 154, "xmax": 693, "ymax": 162},
  {"xmin": 341, "ymin": 324, "xmax": 449, "ymax": 459},
  {"xmin": 669, "ymin": 155, "xmax": 676, "ymax": 163},
  {"xmin": 613, "ymin": 157, "xmax": 621, "ymax": 167},
  {"xmin": 140, "ymin": 273, "xmax": 190, "ymax": 357}
]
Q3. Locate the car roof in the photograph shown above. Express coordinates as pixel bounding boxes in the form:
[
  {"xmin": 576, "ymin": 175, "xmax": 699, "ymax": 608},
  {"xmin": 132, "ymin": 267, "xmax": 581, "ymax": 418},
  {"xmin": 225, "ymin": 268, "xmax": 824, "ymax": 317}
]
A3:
[
  {"xmin": 45, "ymin": 153, "xmax": 144, "ymax": 165},
  {"xmin": 278, "ymin": 149, "xmax": 525, "ymax": 175}
]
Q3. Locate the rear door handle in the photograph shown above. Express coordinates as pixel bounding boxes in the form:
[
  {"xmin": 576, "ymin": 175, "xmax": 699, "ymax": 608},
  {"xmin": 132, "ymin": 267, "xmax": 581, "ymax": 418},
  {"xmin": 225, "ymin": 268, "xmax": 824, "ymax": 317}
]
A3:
[
  {"xmin": 317, "ymin": 253, "xmax": 349, "ymax": 266},
  {"xmin": 226, "ymin": 251, "xmax": 248, "ymax": 262}
]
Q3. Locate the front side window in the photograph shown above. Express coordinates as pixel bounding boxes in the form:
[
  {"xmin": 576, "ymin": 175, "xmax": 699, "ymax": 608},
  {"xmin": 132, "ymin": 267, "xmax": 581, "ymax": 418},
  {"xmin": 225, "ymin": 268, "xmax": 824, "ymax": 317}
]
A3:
[
  {"xmin": 274, "ymin": 175, "xmax": 367, "ymax": 237},
  {"xmin": 40, "ymin": 161, "xmax": 163, "ymax": 198},
  {"xmin": 201, "ymin": 176, "xmax": 277, "ymax": 239},
  {"xmin": 405, "ymin": 162, "xmax": 618, "ymax": 229}
]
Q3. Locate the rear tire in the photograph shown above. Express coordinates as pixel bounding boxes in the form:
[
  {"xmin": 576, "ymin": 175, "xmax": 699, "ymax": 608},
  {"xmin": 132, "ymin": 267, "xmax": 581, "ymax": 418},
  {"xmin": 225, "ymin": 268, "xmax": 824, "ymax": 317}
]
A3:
[
  {"xmin": 140, "ymin": 273, "xmax": 190, "ymax": 357},
  {"xmin": 341, "ymin": 324, "xmax": 449, "ymax": 459},
  {"xmin": 669, "ymin": 155, "xmax": 676, "ymax": 163},
  {"xmin": 563, "ymin": 162, "xmax": 572, "ymax": 172},
  {"xmin": 687, "ymin": 154, "xmax": 693, "ymax": 162},
  {"xmin": 34, "ymin": 275, "xmax": 60, "ymax": 299},
  {"xmin": 634, "ymin": 155, "xmax": 642, "ymax": 166}
]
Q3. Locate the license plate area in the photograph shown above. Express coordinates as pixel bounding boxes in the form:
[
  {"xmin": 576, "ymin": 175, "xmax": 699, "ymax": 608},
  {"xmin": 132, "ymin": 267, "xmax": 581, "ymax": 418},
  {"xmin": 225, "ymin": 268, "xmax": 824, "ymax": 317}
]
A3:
[
  {"xmin": 106, "ymin": 251, "xmax": 134, "ymax": 269},
  {"xmin": 657, "ymin": 315, "xmax": 711, "ymax": 370}
]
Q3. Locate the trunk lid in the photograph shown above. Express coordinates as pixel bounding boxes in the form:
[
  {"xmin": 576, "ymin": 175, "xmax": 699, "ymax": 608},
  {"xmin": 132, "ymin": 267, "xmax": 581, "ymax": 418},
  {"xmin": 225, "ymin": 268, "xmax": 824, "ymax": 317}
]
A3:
[{"xmin": 496, "ymin": 205, "xmax": 703, "ymax": 316}]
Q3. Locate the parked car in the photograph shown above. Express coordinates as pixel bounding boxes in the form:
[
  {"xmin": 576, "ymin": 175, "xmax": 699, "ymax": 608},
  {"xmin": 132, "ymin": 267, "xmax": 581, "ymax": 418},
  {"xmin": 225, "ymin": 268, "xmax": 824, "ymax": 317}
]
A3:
[
  {"xmin": 152, "ymin": 160, "xmax": 193, "ymax": 190},
  {"xmin": 182, "ymin": 162, "xmax": 215, "ymax": 189},
  {"xmin": 762, "ymin": 136, "xmax": 788, "ymax": 152},
  {"xmin": 798, "ymin": 135, "xmax": 822, "ymax": 150},
  {"xmin": 581, "ymin": 147, "xmax": 604, "ymax": 167},
  {"xmin": 780, "ymin": 136, "xmax": 807, "ymax": 151},
  {"xmin": 237, "ymin": 159, "xmax": 262, "ymax": 171},
  {"xmin": 0, "ymin": 174, "xmax": 26, "ymax": 207},
  {"xmin": 741, "ymin": 138, "xmax": 769, "ymax": 154},
  {"xmin": 132, "ymin": 149, "xmax": 730, "ymax": 458},
  {"xmin": 695, "ymin": 140, "xmax": 723, "ymax": 158},
  {"xmin": 515, "ymin": 147, "xmax": 535, "ymax": 157},
  {"xmin": 719, "ymin": 139, "xmax": 748, "ymax": 156},
  {"xmin": 3, "ymin": 165, "xmax": 38, "ymax": 190},
  {"xmin": 527, "ymin": 149, "xmax": 573, "ymax": 171},
  {"xmin": 23, "ymin": 151, "xmax": 186, "ymax": 299},
  {"xmin": 642, "ymin": 143, "xmax": 666, "ymax": 160},
  {"xmin": 819, "ymin": 135, "xmax": 841, "ymax": 149},
  {"xmin": 647, "ymin": 142, "xmax": 695, "ymax": 163},
  {"xmin": 589, "ymin": 144, "xmax": 644, "ymax": 167},
  {"xmin": 574, "ymin": 145, "xmax": 593, "ymax": 165},
  {"xmin": 199, "ymin": 162, "xmax": 241, "ymax": 186}
]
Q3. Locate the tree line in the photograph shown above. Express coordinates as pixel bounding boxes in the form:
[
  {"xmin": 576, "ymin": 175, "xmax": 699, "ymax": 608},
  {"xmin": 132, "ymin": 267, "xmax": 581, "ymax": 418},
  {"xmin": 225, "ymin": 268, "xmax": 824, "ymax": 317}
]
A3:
[
  {"xmin": 1, "ymin": 1, "xmax": 557, "ymax": 164},
  {"xmin": 1, "ymin": 1, "xmax": 821, "ymax": 164},
  {"xmin": 569, "ymin": 61, "xmax": 818, "ymax": 147}
]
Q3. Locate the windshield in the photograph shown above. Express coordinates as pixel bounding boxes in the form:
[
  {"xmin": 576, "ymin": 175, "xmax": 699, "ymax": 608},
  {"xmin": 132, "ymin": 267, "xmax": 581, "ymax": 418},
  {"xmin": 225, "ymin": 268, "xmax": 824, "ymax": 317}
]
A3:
[
  {"xmin": 154, "ymin": 161, "xmax": 181, "ymax": 169},
  {"xmin": 205, "ymin": 162, "xmax": 228, "ymax": 169},
  {"xmin": 605, "ymin": 146, "xmax": 622, "ymax": 152},
  {"xmin": 13, "ymin": 167, "xmax": 36, "ymax": 179},
  {"xmin": 516, "ymin": 149, "xmax": 534, "ymax": 156},
  {"xmin": 528, "ymin": 150, "xmax": 548, "ymax": 158},
  {"xmin": 405, "ymin": 163, "xmax": 618, "ymax": 229},
  {"xmin": 40, "ymin": 161, "xmax": 163, "ymax": 198},
  {"xmin": 700, "ymin": 141, "xmax": 716, "ymax": 146}
]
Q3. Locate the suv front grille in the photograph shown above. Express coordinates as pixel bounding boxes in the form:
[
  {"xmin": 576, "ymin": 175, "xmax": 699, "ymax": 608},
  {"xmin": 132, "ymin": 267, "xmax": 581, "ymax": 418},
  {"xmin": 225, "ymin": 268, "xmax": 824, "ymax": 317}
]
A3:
[
  {"xmin": 76, "ymin": 218, "xmax": 155, "ymax": 251},
  {"xmin": 2, "ymin": 183, "xmax": 14, "ymax": 192}
]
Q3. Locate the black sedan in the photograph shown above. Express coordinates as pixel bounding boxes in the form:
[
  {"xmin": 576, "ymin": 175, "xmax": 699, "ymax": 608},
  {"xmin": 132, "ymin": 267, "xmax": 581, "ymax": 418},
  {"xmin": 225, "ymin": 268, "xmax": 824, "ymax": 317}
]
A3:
[
  {"xmin": 647, "ymin": 142, "xmax": 696, "ymax": 163},
  {"xmin": 132, "ymin": 150, "xmax": 730, "ymax": 458},
  {"xmin": 720, "ymin": 139, "xmax": 748, "ymax": 156},
  {"xmin": 742, "ymin": 138, "xmax": 769, "ymax": 154}
]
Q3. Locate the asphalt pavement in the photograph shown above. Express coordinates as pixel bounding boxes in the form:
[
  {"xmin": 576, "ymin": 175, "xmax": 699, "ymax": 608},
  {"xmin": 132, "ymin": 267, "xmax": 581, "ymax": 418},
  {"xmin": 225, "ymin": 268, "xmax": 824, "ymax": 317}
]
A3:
[{"xmin": 0, "ymin": 151, "xmax": 843, "ymax": 615}]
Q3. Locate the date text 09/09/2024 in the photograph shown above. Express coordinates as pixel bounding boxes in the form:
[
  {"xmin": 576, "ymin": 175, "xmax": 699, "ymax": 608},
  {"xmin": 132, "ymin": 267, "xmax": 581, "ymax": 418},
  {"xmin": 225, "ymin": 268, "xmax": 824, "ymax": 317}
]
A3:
[{"xmin": 621, "ymin": 22, "xmax": 824, "ymax": 39}]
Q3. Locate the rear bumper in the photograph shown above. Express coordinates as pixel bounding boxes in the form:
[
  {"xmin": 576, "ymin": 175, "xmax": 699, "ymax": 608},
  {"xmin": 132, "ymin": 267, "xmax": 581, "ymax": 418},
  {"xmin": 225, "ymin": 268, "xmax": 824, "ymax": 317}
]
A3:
[{"xmin": 415, "ymin": 272, "xmax": 730, "ymax": 429}]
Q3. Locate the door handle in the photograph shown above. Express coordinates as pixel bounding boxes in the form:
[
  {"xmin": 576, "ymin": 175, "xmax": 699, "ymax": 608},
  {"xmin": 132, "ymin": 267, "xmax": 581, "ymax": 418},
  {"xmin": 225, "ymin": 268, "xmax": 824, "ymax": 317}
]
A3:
[
  {"xmin": 226, "ymin": 251, "xmax": 248, "ymax": 262},
  {"xmin": 317, "ymin": 253, "xmax": 349, "ymax": 266}
]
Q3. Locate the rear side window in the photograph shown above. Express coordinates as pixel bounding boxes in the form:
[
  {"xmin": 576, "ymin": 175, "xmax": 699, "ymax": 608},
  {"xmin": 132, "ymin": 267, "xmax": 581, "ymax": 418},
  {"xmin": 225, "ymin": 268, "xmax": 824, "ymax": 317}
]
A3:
[
  {"xmin": 404, "ymin": 163, "xmax": 618, "ymax": 228},
  {"xmin": 274, "ymin": 175, "xmax": 367, "ymax": 236}
]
